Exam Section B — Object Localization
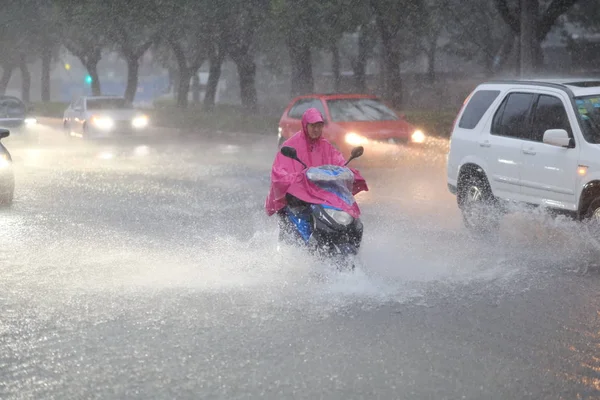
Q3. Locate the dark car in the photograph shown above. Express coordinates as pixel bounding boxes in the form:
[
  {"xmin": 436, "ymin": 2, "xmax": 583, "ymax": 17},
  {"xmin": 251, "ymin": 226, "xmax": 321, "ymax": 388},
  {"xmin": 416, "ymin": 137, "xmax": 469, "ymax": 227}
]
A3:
[
  {"xmin": 0, "ymin": 95, "xmax": 38, "ymax": 142},
  {"xmin": 0, "ymin": 128, "xmax": 14, "ymax": 205}
]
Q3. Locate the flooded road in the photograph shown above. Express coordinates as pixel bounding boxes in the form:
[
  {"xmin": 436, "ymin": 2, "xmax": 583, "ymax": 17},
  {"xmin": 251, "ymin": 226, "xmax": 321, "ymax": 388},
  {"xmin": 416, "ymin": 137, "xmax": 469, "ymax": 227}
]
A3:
[{"xmin": 2, "ymin": 122, "xmax": 600, "ymax": 399}]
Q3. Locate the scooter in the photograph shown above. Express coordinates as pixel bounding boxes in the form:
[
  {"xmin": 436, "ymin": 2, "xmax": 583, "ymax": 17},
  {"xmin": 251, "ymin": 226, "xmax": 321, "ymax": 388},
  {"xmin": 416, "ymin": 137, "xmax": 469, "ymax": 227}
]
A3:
[{"xmin": 278, "ymin": 145, "xmax": 365, "ymax": 270}]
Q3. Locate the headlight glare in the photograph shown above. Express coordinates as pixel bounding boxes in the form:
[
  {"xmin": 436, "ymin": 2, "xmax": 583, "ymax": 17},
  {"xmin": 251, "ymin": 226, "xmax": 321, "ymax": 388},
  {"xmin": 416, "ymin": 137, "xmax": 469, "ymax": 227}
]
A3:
[
  {"xmin": 132, "ymin": 115, "xmax": 148, "ymax": 128},
  {"xmin": 92, "ymin": 116, "xmax": 114, "ymax": 130},
  {"xmin": 411, "ymin": 129, "xmax": 426, "ymax": 143},
  {"xmin": 345, "ymin": 132, "xmax": 368, "ymax": 146}
]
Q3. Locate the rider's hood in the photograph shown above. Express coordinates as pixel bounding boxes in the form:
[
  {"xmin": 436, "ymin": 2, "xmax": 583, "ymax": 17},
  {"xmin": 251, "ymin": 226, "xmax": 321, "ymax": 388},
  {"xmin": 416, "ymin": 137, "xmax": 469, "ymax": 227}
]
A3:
[{"xmin": 301, "ymin": 107, "xmax": 324, "ymax": 142}]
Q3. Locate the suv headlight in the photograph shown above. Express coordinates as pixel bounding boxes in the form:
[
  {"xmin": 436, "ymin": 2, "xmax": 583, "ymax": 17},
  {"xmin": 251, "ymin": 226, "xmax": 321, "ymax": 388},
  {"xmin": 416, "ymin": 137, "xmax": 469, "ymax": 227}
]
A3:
[{"xmin": 324, "ymin": 208, "xmax": 353, "ymax": 225}]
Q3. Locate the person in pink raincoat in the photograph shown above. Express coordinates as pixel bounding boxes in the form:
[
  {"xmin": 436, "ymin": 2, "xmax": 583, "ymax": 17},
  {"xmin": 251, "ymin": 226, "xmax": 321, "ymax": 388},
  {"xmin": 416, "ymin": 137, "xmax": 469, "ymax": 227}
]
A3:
[{"xmin": 265, "ymin": 108, "xmax": 368, "ymax": 238}]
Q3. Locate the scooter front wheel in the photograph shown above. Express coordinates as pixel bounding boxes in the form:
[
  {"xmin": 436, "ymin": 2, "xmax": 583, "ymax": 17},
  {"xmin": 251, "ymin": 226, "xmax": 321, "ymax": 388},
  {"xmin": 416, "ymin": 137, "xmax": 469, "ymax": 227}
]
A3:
[{"xmin": 333, "ymin": 255, "xmax": 356, "ymax": 272}]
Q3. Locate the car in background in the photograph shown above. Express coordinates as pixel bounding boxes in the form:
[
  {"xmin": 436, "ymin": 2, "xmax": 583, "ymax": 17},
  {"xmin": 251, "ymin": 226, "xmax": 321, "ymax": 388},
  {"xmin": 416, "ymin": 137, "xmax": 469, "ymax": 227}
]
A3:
[
  {"xmin": 277, "ymin": 93, "xmax": 426, "ymax": 156},
  {"xmin": 0, "ymin": 95, "xmax": 38, "ymax": 142},
  {"xmin": 0, "ymin": 128, "xmax": 15, "ymax": 206},
  {"xmin": 63, "ymin": 96, "xmax": 150, "ymax": 138}
]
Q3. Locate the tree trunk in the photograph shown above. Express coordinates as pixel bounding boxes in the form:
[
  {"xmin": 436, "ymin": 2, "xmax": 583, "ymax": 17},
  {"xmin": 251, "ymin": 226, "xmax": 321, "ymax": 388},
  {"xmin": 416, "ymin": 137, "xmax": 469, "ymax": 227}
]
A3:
[
  {"xmin": 353, "ymin": 26, "xmax": 370, "ymax": 92},
  {"xmin": 235, "ymin": 54, "xmax": 258, "ymax": 112},
  {"xmin": 288, "ymin": 40, "xmax": 313, "ymax": 97},
  {"xmin": 84, "ymin": 60, "xmax": 101, "ymax": 96},
  {"xmin": 331, "ymin": 42, "xmax": 341, "ymax": 92},
  {"xmin": 170, "ymin": 67, "xmax": 179, "ymax": 101},
  {"xmin": 427, "ymin": 35, "xmax": 438, "ymax": 82},
  {"xmin": 19, "ymin": 56, "xmax": 31, "ymax": 103},
  {"xmin": 383, "ymin": 50, "xmax": 402, "ymax": 108},
  {"xmin": 378, "ymin": 24, "xmax": 403, "ymax": 108},
  {"xmin": 515, "ymin": 35, "xmax": 521, "ymax": 75},
  {"xmin": 520, "ymin": 0, "xmax": 537, "ymax": 76},
  {"xmin": 204, "ymin": 48, "xmax": 223, "ymax": 111},
  {"xmin": 0, "ymin": 65, "xmax": 13, "ymax": 95},
  {"xmin": 167, "ymin": 66, "xmax": 175, "ymax": 94},
  {"xmin": 124, "ymin": 57, "xmax": 139, "ymax": 103},
  {"xmin": 192, "ymin": 73, "xmax": 200, "ymax": 104},
  {"xmin": 41, "ymin": 46, "xmax": 51, "ymax": 102},
  {"xmin": 533, "ymin": 40, "xmax": 544, "ymax": 70},
  {"xmin": 177, "ymin": 68, "xmax": 191, "ymax": 109},
  {"xmin": 491, "ymin": 34, "xmax": 516, "ymax": 74}
]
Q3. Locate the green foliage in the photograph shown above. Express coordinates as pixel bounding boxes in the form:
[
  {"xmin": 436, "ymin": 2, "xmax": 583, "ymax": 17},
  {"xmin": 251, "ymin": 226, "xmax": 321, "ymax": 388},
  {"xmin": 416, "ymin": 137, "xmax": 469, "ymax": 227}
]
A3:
[
  {"xmin": 31, "ymin": 101, "xmax": 69, "ymax": 117},
  {"xmin": 370, "ymin": 0, "xmax": 427, "ymax": 54},
  {"xmin": 149, "ymin": 103, "xmax": 280, "ymax": 134},
  {"xmin": 442, "ymin": 0, "xmax": 509, "ymax": 66},
  {"xmin": 54, "ymin": 0, "xmax": 108, "ymax": 59},
  {"xmin": 403, "ymin": 110, "xmax": 458, "ymax": 138},
  {"xmin": 565, "ymin": 0, "xmax": 600, "ymax": 32},
  {"xmin": 98, "ymin": 0, "xmax": 160, "ymax": 58},
  {"xmin": 0, "ymin": 0, "xmax": 59, "ymax": 66}
]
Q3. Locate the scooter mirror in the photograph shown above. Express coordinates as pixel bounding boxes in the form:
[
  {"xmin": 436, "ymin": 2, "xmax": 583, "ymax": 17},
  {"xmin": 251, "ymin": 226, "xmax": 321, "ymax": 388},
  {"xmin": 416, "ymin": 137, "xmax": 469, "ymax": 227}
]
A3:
[
  {"xmin": 351, "ymin": 146, "xmax": 364, "ymax": 159},
  {"xmin": 281, "ymin": 145, "xmax": 308, "ymax": 168},
  {"xmin": 344, "ymin": 146, "xmax": 364, "ymax": 166},
  {"xmin": 281, "ymin": 146, "xmax": 298, "ymax": 160}
]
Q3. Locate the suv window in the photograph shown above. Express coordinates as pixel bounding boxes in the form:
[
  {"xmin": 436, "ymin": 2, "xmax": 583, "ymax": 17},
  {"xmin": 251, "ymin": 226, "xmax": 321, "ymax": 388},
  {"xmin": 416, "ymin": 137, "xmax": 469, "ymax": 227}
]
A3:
[
  {"xmin": 576, "ymin": 96, "xmax": 600, "ymax": 144},
  {"xmin": 458, "ymin": 90, "xmax": 500, "ymax": 129},
  {"xmin": 288, "ymin": 98, "xmax": 326, "ymax": 119},
  {"xmin": 531, "ymin": 95, "xmax": 572, "ymax": 142},
  {"xmin": 491, "ymin": 92, "xmax": 535, "ymax": 139}
]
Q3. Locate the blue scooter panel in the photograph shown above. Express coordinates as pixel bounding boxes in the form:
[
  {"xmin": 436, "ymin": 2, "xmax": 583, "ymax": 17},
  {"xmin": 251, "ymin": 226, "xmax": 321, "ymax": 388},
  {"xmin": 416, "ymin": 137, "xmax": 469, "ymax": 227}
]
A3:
[
  {"xmin": 285, "ymin": 206, "xmax": 312, "ymax": 244},
  {"xmin": 285, "ymin": 204, "xmax": 344, "ymax": 244}
]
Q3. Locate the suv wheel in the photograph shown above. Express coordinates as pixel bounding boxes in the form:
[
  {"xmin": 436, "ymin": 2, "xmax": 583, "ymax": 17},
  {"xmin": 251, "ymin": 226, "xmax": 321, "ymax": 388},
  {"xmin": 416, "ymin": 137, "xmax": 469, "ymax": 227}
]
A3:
[
  {"xmin": 583, "ymin": 198, "xmax": 600, "ymax": 250},
  {"xmin": 459, "ymin": 175, "xmax": 501, "ymax": 238}
]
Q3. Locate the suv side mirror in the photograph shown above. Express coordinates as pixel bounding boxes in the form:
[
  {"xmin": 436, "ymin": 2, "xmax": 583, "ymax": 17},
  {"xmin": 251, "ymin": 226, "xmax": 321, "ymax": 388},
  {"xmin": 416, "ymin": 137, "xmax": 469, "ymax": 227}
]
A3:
[
  {"xmin": 0, "ymin": 129, "xmax": 10, "ymax": 139},
  {"xmin": 543, "ymin": 129, "xmax": 573, "ymax": 148}
]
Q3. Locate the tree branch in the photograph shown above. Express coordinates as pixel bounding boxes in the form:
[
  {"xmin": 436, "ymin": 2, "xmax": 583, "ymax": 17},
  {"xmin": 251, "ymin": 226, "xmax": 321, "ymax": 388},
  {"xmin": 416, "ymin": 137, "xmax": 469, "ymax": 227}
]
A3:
[
  {"xmin": 538, "ymin": 0, "xmax": 579, "ymax": 40},
  {"xmin": 135, "ymin": 39, "xmax": 155, "ymax": 59},
  {"xmin": 494, "ymin": 0, "xmax": 520, "ymax": 33},
  {"xmin": 168, "ymin": 38, "xmax": 189, "ymax": 72}
]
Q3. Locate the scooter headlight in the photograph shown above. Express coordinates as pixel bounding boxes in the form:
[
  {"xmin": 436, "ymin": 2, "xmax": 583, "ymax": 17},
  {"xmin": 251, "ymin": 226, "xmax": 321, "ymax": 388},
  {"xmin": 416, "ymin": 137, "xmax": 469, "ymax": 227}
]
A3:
[{"xmin": 324, "ymin": 208, "xmax": 353, "ymax": 226}]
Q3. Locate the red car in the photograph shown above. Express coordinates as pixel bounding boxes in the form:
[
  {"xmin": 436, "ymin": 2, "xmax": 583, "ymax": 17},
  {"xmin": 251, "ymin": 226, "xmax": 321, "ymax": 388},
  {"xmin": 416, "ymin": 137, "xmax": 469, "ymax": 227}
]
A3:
[{"xmin": 277, "ymin": 93, "xmax": 425, "ymax": 156}]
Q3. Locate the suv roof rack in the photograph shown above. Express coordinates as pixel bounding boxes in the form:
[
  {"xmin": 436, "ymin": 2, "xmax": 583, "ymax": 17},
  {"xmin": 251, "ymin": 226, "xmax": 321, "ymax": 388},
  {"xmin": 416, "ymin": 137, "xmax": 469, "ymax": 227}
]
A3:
[
  {"xmin": 561, "ymin": 81, "xmax": 600, "ymax": 88},
  {"xmin": 482, "ymin": 79, "xmax": 577, "ymax": 97}
]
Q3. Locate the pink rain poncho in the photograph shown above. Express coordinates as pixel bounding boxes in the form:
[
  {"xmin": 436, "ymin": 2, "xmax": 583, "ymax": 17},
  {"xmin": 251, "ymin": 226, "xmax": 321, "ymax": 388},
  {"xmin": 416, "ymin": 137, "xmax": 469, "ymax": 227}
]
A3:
[{"xmin": 265, "ymin": 108, "xmax": 368, "ymax": 218}]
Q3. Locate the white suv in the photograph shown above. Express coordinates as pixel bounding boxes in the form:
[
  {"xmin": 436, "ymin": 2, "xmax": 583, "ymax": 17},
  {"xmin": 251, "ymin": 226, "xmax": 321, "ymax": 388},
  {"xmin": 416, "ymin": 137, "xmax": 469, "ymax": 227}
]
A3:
[{"xmin": 446, "ymin": 78, "xmax": 600, "ymax": 237}]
